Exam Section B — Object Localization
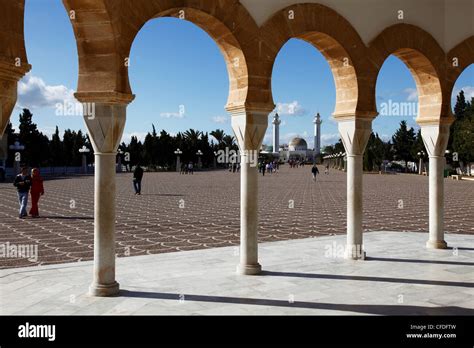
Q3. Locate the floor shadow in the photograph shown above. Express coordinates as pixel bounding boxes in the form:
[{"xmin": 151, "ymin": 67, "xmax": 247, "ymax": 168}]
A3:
[
  {"xmin": 262, "ymin": 271, "xmax": 474, "ymax": 288},
  {"xmin": 139, "ymin": 194, "xmax": 185, "ymax": 197},
  {"xmin": 449, "ymin": 246, "xmax": 474, "ymax": 251},
  {"xmin": 41, "ymin": 216, "xmax": 94, "ymax": 220},
  {"xmin": 366, "ymin": 256, "xmax": 474, "ymax": 266},
  {"xmin": 120, "ymin": 290, "xmax": 473, "ymax": 315}
]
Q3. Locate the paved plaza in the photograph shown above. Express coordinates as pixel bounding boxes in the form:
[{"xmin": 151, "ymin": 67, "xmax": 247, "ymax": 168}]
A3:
[
  {"xmin": 0, "ymin": 232, "xmax": 473, "ymax": 315},
  {"xmin": 0, "ymin": 167, "xmax": 473, "ymax": 269}
]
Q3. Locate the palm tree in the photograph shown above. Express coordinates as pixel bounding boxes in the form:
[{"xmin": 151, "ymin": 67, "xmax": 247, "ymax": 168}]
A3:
[
  {"xmin": 210, "ymin": 129, "xmax": 225, "ymax": 145},
  {"xmin": 222, "ymin": 135, "xmax": 237, "ymax": 149},
  {"xmin": 184, "ymin": 129, "xmax": 202, "ymax": 143}
]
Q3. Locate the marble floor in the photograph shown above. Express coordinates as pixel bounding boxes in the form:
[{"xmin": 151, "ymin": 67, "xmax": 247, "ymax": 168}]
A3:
[{"xmin": 1, "ymin": 232, "xmax": 473, "ymax": 315}]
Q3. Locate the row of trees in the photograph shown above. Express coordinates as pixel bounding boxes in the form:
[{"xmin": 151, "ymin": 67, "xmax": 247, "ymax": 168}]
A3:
[
  {"xmin": 4, "ymin": 109, "xmax": 91, "ymax": 168},
  {"xmin": 4, "ymin": 91, "xmax": 472, "ymax": 171},
  {"xmin": 4, "ymin": 109, "xmax": 239, "ymax": 170},
  {"xmin": 322, "ymin": 90, "xmax": 473, "ymax": 172},
  {"xmin": 118, "ymin": 127, "xmax": 238, "ymax": 170}
]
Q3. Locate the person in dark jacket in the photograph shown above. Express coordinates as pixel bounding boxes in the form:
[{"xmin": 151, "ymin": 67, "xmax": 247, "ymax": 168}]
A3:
[
  {"xmin": 133, "ymin": 165, "xmax": 144, "ymax": 195},
  {"xmin": 311, "ymin": 164, "xmax": 320, "ymax": 181},
  {"xmin": 13, "ymin": 167, "xmax": 32, "ymax": 218}
]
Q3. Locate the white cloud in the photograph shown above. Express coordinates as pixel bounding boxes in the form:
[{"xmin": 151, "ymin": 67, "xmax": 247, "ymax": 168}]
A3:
[
  {"xmin": 212, "ymin": 115, "xmax": 228, "ymax": 124},
  {"xmin": 121, "ymin": 132, "xmax": 148, "ymax": 143},
  {"xmin": 321, "ymin": 133, "xmax": 340, "ymax": 146},
  {"xmin": 453, "ymin": 86, "xmax": 474, "ymax": 100},
  {"xmin": 160, "ymin": 112, "xmax": 184, "ymax": 119},
  {"xmin": 17, "ymin": 74, "xmax": 76, "ymax": 109},
  {"xmin": 404, "ymin": 88, "xmax": 418, "ymax": 102},
  {"xmin": 275, "ymin": 101, "xmax": 306, "ymax": 116}
]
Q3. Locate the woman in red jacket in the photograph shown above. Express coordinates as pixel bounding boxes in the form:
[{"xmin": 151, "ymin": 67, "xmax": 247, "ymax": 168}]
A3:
[{"xmin": 29, "ymin": 168, "xmax": 44, "ymax": 217}]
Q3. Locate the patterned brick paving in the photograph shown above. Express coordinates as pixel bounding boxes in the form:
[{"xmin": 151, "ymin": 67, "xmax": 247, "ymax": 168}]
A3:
[{"xmin": 0, "ymin": 167, "xmax": 473, "ymax": 269}]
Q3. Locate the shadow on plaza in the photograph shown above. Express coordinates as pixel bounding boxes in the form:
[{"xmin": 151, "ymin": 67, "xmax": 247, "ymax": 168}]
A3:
[
  {"xmin": 120, "ymin": 290, "xmax": 473, "ymax": 315},
  {"xmin": 366, "ymin": 256, "xmax": 474, "ymax": 266},
  {"xmin": 41, "ymin": 216, "xmax": 94, "ymax": 220},
  {"xmin": 139, "ymin": 194, "xmax": 185, "ymax": 197},
  {"xmin": 262, "ymin": 270, "xmax": 474, "ymax": 288}
]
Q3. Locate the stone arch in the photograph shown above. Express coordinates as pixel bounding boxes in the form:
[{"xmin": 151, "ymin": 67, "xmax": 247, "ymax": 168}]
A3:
[
  {"xmin": 447, "ymin": 36, "xmax": 474, "ymax": 103},
  {"xmin": 63, "ymin": 0, "xmax": 259, "ymax": 109},
  {"xmin": 0, "ymin": 0, "xmax": 31, "ymax": 136},
  {"xmin": 259, "ymin": 3, "xmax": 374, "ymax": 118},
  {"xmin": 369, "ymin": 24, "xmax": 453, "ymax": 125}
]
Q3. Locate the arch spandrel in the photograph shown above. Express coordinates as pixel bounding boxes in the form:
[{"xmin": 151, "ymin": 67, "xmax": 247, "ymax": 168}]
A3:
[
  {"xmin": 259, "ymin": 3, "xmax": 376, "ymax": 119},
  {"xmin": 369, "ymin": 24, "xmax": 454, "ymax": 126}
]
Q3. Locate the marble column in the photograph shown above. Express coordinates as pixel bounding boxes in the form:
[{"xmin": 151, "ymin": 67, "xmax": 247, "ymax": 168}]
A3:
[
  {"xmin": 338, "ymin": 117, "xmax": 373, "ymax": 260},
  {"xmin": 420, "ymin": 124, "xmax": 450, "ymax": 249},
  {"xmin": 78, "ymin": 93, "xmax": 133, "ymax": 296},
  {"xmin": 229, "ymin": 105, "xmax": 272, "ymax": 275}
]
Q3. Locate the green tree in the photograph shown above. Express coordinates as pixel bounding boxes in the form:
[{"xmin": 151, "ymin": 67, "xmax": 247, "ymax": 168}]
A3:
[
  {"xmin": 392, "ymin": 121, "xmax": 416, "ymax": 172},
  {"xmin": 364, "ymin": 133, "xmax": 385, "ymax": 171}
]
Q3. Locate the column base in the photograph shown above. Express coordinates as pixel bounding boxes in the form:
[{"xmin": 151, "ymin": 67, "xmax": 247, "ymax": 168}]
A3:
[
  {"xmin": 426, "ymin": 240, "xmax": 448, "ymax": 249},
  {"xmin": 236, "ymin": 263, "xmax": 262, "ymax": 275},
  {"xmin": 344, "ymin": 245, "xmax": 366, "ymax": 260},
  {"xmin": 89, "ymin": 281, "xmax": 120, "ymax": 297}
]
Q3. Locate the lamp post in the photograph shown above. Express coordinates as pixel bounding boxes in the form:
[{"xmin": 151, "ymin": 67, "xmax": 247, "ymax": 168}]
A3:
[
  {"xmin": 417, "ymin": 151, "xmax": 425, "ymax": 175},
  {"xmin": 79, "ymin": 145, "xmax": 91, "ymax": 174},
  {"xmin": 444, "ymin": 150, "xmax": 451, "ymax": 177},
  {"xmin": 9, "ymin": 140, "xmax": 25, "ymax": 175},
  {"xmin": 116, "ymin": 149, "xmax": 124, "ymax": 173},
  {"xmin": 174, "ymin": 149, "xmax": 182, "ymax": 173},
  {"xmin": 196, "ymin": 150, "xmax": 203, "ymax": 170}
]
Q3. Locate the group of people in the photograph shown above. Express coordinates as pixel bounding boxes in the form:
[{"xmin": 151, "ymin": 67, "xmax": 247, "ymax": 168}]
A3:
[
  {"xmin": 288, "ymin": 160, "xmax": 306, "ymax": 168},
  {"xmin": 13, "ymin": 167, "xmax": 45, "ymax": 218},
  {"xmin": 259, "ymin": 161, "xmax": 279, "ymax": 176},
  {"xmin": 180, "ymin": 162, "xmax": 194, "ymax": 175},
  {"xmin": 229, "ymin": 163, "xmax": 240, "ymax": 173}
]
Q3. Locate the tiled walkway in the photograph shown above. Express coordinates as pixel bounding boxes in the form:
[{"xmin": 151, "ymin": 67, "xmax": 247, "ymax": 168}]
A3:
[
  {"xmin": 1, "ymin": 168, "xmax": 473, "ymax": 268},
  {"xmin": 1, "ymin": 232, "xmax": 473, "ymax": 315}
]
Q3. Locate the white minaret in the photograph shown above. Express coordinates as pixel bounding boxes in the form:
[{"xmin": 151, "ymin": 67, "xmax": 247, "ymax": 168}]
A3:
[
  {"xmin": 272, "ymin": 113, "xmax": 281, "ymax": 154},
  {"xmin": 314, "ymin": 113, "xmax": 322, "ymax": 155}
]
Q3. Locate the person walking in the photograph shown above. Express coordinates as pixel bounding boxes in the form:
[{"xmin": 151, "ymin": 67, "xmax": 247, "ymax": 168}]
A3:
[
  {"xmin": 188, "ymin": 162, "xmax": 194, "ymax": 175},
  {"xmin": 262, "ymin": 162, "xmax": 266, "ymax": 176},
  {"xmin": 311, "ymin": 164, "xmax": 320, "ymax": 181},
  {"xmin": 13, "ymin": 167, "xmax": 32, "ymax": 218},
  {"xmin": 133, "ymin": 164, "xmax": 144, "ymax": 195},
  {"xmin": 29, "ymin": 168, "xmax": 44, "ymax": 218},
  {"xmin": 325, "ymin": 163, "xmax": 329, "ymax": 175}
]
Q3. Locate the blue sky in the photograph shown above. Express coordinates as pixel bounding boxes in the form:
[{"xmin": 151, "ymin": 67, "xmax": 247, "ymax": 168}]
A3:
[{"xmin": 14, "ymin": 0, "xmax": 473, "ymax": 149}]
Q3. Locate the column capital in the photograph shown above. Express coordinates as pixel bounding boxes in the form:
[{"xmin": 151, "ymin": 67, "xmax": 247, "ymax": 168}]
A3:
[
  {"xmin": 420, "ymin": 123, "xmax": 450, "ymax": 157},
  {"xmin": 0, "ymin": 61, "xmax": 31, "ymax": 137},
  {"xmin": 84, "ymin": 103, "xmax": 127, "ymax": 154},
  {"xmin": 75, "ymin": 91, "xmax": 135, "ymax": 105},
  {"xmin": 337, "ymin": 117, "xmax": 373, "ymax": 156},
  {"xmin": 417, "ymin": 115, "xmax": 455, "ymax": 127},
  {"xmin": 0, "ymin": 60, "xmax": 31, "ymax": 81},
  {"xmin": 228, "ymin": 104, "xmax": 274, "ymax": 151},
  {"xmin": 333, "ymin": 110, "xmax": 379, "ymax": 122}
]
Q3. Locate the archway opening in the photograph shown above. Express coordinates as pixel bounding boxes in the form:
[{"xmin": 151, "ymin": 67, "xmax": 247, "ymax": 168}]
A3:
[
  {"xmin": 114, "ymin": 15, "xmax": 245, "ymax": 258},
  {"xmin": 267, "ymin": 37, "xmax": 346, "ymax": 239},
  {"xmin": 449, "ymin": 64, "xmax": 474, "ymax": 175}
]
